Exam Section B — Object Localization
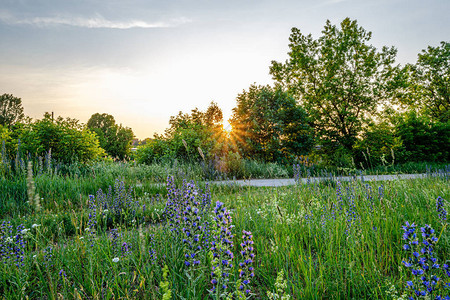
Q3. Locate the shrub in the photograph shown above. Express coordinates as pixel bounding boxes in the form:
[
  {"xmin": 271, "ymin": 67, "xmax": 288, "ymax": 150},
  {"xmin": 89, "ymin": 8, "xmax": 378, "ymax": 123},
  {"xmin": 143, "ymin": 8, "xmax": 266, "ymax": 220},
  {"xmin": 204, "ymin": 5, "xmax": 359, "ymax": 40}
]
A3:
[
  {"xmin": 354, "ymin": 122, "xmax": 402, "ymax": 168},
  {"xmin": 394, "ymin": 112, "xmax": 449, "ymax": 163},
  {"xmin": 19, "ymin": 113, "xmax": 104, "ymax": 163},
  {"xmin": 135, "ymin": 138, "xmax": 173, "ymax": 164}
]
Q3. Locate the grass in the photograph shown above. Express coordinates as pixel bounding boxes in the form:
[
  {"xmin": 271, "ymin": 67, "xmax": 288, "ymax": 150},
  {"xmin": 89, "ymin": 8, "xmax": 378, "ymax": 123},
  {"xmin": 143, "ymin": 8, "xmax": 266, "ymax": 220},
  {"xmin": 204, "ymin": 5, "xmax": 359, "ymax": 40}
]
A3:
[{"xmin": 0, "ymin": 158, "xmax": 449, "ymax": 299}]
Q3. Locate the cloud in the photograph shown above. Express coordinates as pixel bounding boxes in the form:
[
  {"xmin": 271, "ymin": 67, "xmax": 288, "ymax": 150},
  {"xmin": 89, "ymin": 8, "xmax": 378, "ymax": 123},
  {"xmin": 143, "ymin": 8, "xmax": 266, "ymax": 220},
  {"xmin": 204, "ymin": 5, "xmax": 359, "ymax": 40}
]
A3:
[
  {"xmin": 324, "ymin": 0, "xmax": 349, "ymax": 3},
  {"xmin": 0, "ymin": 12, "xmax": 190, "ymax": 29}
]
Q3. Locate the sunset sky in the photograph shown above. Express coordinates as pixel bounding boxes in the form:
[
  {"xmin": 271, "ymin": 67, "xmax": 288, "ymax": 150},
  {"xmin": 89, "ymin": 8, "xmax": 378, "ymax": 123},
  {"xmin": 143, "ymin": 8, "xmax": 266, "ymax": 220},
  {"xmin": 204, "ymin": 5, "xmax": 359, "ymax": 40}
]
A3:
[{"xmin": 1, "ymin": 0, "xmax": 449, "ymax": 139}]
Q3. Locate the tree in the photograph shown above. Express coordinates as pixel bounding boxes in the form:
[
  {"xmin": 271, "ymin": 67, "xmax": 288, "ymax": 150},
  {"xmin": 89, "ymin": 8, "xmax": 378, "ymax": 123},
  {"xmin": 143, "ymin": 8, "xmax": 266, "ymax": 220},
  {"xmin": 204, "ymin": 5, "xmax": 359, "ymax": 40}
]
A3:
[
  {"xmin": 0, "ymin": 94, "xmax": 25, "ymax": 127},
  {"xmin": 405, "ymin": 42, "xmax": 449, "ymax": 122},
  {"xmin": 87, "ymin": 113, "xmax": 134, "ymax": 159},
  {"xmin": 270, "ymin": 18, "xmax": 400, "ymax": 154},
  {"xmin": 19, "ymin": 112, "xmax": 104, "ymax": 163},
  {"xmin": 136, "ymin": 102, "xmax": 226, "ymax": 163},
  {"xmin": 165, "ymin": 101, "xmax": 225, "ymax": 159},
  {"xmin": 204, "ymin": 101, "xmax": 223, "ymax": 128},
  {"xmin": 230, "ymin": 84, "xmax": 314, "ymax": 163}
]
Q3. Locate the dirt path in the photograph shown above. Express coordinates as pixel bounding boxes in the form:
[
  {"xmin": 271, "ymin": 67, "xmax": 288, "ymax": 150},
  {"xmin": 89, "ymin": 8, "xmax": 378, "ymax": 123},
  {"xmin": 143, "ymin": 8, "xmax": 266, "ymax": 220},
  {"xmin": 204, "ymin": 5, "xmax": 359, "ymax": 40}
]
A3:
[{"xmin": 211, "ymin": 173, "xmax": 427, "ymax": 187}]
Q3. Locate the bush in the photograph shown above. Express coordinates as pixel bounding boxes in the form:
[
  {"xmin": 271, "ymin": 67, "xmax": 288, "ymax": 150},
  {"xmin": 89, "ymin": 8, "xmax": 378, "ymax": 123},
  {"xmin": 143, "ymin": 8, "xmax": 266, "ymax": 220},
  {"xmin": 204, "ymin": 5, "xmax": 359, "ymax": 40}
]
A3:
[
  {"xmin": 354, "ymin": 122, "xmax": 402, "ymax": 168},
  {"xmin": 19, "ymin": 113, "xmax": 104, "ymax": 163},
  {"xmin": 394, "ymin": 112, "xmax": 449, "ymax": 163},
  {"xmin": 135, "ymin": 138, "xmax": 173, "ymax": 164}
]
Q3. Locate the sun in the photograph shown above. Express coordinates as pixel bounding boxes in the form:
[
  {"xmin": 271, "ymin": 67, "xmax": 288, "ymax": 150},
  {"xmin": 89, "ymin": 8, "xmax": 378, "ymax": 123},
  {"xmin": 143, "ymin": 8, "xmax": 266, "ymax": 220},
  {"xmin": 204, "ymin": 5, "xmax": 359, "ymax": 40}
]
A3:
[{"xmin": 223, "ymin": 121, "xmax": 232, "ymax": 133}]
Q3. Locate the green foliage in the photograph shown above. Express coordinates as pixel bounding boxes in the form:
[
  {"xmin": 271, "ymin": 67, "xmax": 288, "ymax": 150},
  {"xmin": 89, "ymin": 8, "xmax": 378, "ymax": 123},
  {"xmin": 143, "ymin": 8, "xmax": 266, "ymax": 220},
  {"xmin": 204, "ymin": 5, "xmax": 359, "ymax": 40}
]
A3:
[
  {"xmin": 136, "ymin": 102, "xmax": 227, "ymax": 164},
  {"xmin": 160, "ymin": 265, "xmax": 172, "ymax": 300},
  {"xmin": 354, "ymin": 111, "xmax": 449, "ymax": 168},
  {"xmin": 135, "ymin": 138, "xmax": 172, "ymax": 164},
  {"xmin": 19, "ymin": 113, "xmax": 104, "ymax": 163},
  {"xmin": 404, "ymin": 41, "xmax": 449, "ymax": 122},
  {"xmin": 354, "ymin": 121, "xmax": 402, "ymax": 168},
  {"xmin": 0, "ymin": 94, "xmax": 24, "ymax": 127},
  {"xmin": 270, "ymin": 18, "xmax": 401, "ymax": 153},
  {"xmin": 393, "ymin": 111, "xmax": 450, "ymax": 163},
  {"xmin": 230, "ymin": 84, "xmax": 314, "ymax": 164},
  {"xmin": 313, "ymin": 142, "xmax": 356, "ymax": 169},
  {"xmin": 166, "ymin": 101, "xmax": 225, "ymax": 161},
  {"xmin": 0, "ymin": 125, "xmax": 17, "ymax": 159},
  {"xmin": 87, "ymin": 113, "xmax": 134, "ymax": 160}
]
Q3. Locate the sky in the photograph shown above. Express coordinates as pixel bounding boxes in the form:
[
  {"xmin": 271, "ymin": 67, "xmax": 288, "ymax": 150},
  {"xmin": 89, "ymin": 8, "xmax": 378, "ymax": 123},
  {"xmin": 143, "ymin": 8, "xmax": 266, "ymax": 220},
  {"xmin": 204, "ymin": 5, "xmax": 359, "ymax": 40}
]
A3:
[{"xmin": 0, "ymin": 0, "xmax": 449, "ymax": 139}]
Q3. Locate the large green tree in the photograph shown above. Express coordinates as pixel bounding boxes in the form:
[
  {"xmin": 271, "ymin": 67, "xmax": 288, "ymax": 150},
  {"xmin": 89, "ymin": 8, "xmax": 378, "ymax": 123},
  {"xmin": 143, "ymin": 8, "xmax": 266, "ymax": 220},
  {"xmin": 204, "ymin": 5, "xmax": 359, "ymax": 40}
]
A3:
[
  {"xmin": 270, "ymin": 18, "xmax": 400, "ymax": 153},
  {"xmin": 230, "ymin": 84, "xmax": 314, "ymax": 163},
  {"xmin": 87, "ymin": 113, "xmax": 134, "ymax": 160},
  {"xmin": 0, "ymin": 94, "xmax": 25, "ymax": 127},
  {"xmin": 405, "ymin": 41, "xmax": 449, "ymax": 122}
]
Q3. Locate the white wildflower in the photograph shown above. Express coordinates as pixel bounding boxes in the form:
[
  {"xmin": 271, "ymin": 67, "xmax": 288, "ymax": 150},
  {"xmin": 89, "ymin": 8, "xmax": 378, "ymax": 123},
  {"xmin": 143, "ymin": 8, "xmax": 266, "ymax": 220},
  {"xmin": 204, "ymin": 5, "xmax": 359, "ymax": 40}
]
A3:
[
  {"xmin": 112, "ymin": 257, "xmax": 120, "ymax": 263},
  {"xmin": 21, "ymin": 229, "xmax": 30, "ymax": 234},
  {"xmin": 31, "ymin": 224, "xmax": 41, "ymax": 228}
]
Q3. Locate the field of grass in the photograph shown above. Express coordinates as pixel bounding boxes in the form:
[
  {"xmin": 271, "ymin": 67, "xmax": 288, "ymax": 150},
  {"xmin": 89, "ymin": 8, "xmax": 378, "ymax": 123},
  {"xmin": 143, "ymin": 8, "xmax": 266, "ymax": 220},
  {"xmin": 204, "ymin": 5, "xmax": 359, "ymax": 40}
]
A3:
[{"xmin": 0, "ymin": 159, "xmax": 449, "ymax": 299}]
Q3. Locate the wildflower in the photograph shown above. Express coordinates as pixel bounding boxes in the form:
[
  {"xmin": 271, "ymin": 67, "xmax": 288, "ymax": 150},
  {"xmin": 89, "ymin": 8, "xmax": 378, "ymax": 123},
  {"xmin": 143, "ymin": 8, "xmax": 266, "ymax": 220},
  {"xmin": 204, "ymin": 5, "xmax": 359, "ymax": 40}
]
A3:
[
  {"xmin": 210, "ymin": 201, "xmax": 234, "ymax": 297},
  {"xmin": 149, "ymin": 234, "xmax": 157, "ymax": 264},
  {"xmin": 0, "ymin": 223, "xmax": 27, "ymax": 267},
  {"xmin": 293, "ymin": 164, "xmax": 301, "ymax": 183},
  {"xmin": 89, "ymin": 179, "xmax": 138, "ymax": 229},
  {"xmin": 121, "ymin": 242, "xmax": 131, "ymax": 257},
  {"xmin": 87, "ymin": 194, "xmax": 97, "ymax": 247},
  {"xmin": 345, "ymin": 192, "xmax": 358, "ymax": 236},
  {"xmin": 401, "ymin": 222, "xmax": 447, "ymax": 298},
  {"xmin": 112, "ymin": 257, "xmax": 120, "ymax": 263},
  {"xmin": 267, "ymin": 269, "xmax": 291, "ymax": 299},
  {"xmin": 170, "ymin": 180, "xmax": 207, "ymax": 269},
  {"xmin": 164, "ymin": 176, "xmax": 182, "ymax": 233},
  {"xmin": 31, "ymin": 224, "xmax": 41, "ymax": 229},
  {"xmin": 59, "ymin": 269, "xmax": 67, "ymax": 278},
  {"xmin": 378, "ymin": 184, "xmax": 384, "ymax": 199},
  {"xmin": 436, "ymin": 196, "xmax": 447, "ymax": 223},
  {"xmin": 238, "ymin": 230, "xmax": 256, "ymax": 295},
  {"xmin": 43, "ymin": 246, "xmax": 53, "ymax": 268}
]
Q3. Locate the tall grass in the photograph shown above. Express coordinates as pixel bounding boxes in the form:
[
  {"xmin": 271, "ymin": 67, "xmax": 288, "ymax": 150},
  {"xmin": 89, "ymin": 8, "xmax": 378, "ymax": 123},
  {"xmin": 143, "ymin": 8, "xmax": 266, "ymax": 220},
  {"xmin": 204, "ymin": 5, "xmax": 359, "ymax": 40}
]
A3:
[{"xmin": 1, "ymin": 170, "xmax": 448, "ymax": 298}]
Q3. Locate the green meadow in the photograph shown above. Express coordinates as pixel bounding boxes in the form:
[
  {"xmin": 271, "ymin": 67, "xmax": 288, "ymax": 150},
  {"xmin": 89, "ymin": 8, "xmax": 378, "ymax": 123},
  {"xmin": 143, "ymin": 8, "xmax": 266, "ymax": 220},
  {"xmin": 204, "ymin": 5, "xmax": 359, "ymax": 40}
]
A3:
[{"xmin": 0, "ymin": 160, "xmax": 448, "ymax": 299}]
